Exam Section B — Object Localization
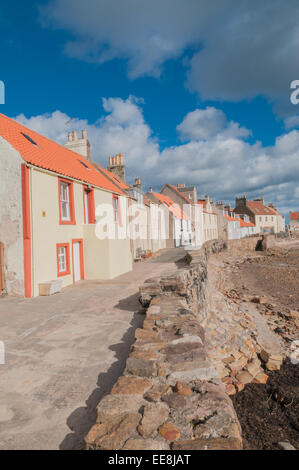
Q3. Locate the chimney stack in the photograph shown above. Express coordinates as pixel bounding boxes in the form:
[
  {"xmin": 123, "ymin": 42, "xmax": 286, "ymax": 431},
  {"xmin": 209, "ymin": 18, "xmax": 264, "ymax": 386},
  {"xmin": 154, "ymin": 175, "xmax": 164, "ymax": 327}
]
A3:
[
  {"xmin": 133, "ymin": 177, "xmax": 142, "ymax": 189},
  {"xmin": 65, "ymin": 129, "xmax": 90, "ymax": 160},
  {"xmin": 149, "ymin": 186, "xmax": 153, "ymax": 192},
  {"xmin": 107, "ymin": 153, "xmax": 126, "ymax": 183}
]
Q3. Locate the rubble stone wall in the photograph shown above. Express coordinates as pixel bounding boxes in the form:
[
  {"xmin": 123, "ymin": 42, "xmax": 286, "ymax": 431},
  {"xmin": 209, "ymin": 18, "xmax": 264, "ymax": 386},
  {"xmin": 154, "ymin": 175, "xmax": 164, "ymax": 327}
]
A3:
[
  {"xmin": 227, "ymin": 235, "xmax": 262, "ymax": 252},
  {"xmin": 85, "ymin": 239, "xmax": 248, "ymax": 450}
]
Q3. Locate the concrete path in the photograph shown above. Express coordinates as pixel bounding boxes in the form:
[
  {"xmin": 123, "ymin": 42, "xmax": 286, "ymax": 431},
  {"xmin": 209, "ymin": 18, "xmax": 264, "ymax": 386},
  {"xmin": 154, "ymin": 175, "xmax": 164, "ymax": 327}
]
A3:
[{"xmin": 0, "ymin": 248, "xmax": 186, "ymax": 450}]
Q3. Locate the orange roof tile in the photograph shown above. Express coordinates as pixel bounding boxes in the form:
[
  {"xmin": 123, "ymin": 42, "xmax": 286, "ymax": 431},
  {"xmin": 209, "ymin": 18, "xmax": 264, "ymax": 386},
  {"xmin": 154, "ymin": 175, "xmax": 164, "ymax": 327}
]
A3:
[
  {"xmin": 239, "ymin": 219, "xmax": 255, "ymax": 227},
  {"xmin": 247, "ymin": 201, "xmax": 273, "ymax": 216},
  {"xmin": 197, "ymin": 199, "xmax": 206, "ymax": 208},
  {"xmin": 267, "ymin": 206, "xmax": 282, "ymax": 216},
  {"xmin": 290, "ymin": 211, "xmax": 299, "ymax": 220},
  {"xmin": 152, "ymin": 192, "xmax": 189, "ymax": 220},
  {"xmin": 167, "ymin": 184, "xmax": 193, "ymax": 205},
  {"xmin": 225, "ymin": 214, "xmax": 240, "ymax": 222},
  {"xmin": 0, "ymin": 113, "xmax": 126, "ymax": 195}
]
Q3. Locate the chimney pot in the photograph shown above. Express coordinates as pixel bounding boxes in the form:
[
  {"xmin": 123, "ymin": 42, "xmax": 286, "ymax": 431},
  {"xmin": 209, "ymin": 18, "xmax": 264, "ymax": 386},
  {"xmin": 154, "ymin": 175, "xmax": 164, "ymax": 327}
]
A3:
[
  {"xmin": 72, "ymin": 130, "xmax": 77, "ymax": 141},
  {"xmin": 82, "ymin": 130, "xmax": 87, "ymax": 139},
  {"xmin": 68, "ymin": 132, "xmax": 73, "ymax": 142}
]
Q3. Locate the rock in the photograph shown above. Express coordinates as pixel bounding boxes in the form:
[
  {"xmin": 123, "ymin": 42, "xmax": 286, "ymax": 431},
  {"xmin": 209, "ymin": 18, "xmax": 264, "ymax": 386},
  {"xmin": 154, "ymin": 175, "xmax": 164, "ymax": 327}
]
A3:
[
  {"xmin": 231, "ymin": 349, "xmax": 242, "ymax": 360},
  {"xmin": 170, "ymin": 335, "xmax": 203, "ymax": 346},
  {"xmin": 125, "ymin": 357, "xmax": 156, "ymax": 378},
  {"xmin": 135, "ymin": 329, "xmax": 160, "ymax": 343},
  {"xmin": 169, "ymin": 360, "xmax": 218, "ymax": 382},
  {"xmin": 223, "ymin": 355, "xmax": 235, "ymax": 364},
  {"xmin": 138, "ymin": 402, "xmax": 169, "ymax": 438},
  {"xmin": 111, "ymin": 376, "xmax": 152, "ymax": 395},
  {"xmin": 122, "ymin": 438, "xmax": 170, "ymax": 450},
  {"xmin": 156, "ymin": 362, "xmax": 168, "ymax": 377},
  {"xmin": 144, "ymin": 384, "xmax": 171, "ymax": 403},
  {"xmin": 130, "ymin": 350, "xmax": 159, "ymax": 361},
  {"xmin": 260, "ymin": 349, "xmax": 270, "ymax": 363},
  {"xmin": 266, "ymin": 358, "xmax": 282, "ymax": 371},
  {"xmin": 96, "ymin": 394, "xmax": 146, "ymax": 422},
  {"xmin": 236, "ymin": 370, "xmax": 253, "ymax": 384},
  {"xmin": 85, "ymin": 413, "xmax": 141, "ymax": 450},
  {"xmin": 172, "ymin": 437, "xmax": 242, "ymax": 450},
  {"xmin": 174, "ymin": 381, "xmax": 193, "ymax": 396},
  {"xmin": 158, "ymin": 422, "xmax": 180, "ymax": 441},
  {"xmin": 246, "ymin": 358, "xmax": 262, "ymax": 378},
  {"xmin": 162, "ymin": 393, "xmax": 187, "ymax": 409},
  {"xmin": 235, "ymin": 382, "xmax": 245, "ymax": 392},
  {"xmin": 254, "ymin": 372, "xmax": 269, "ymax": 384},
  {"xmin": 277, "ymin": 441, "xmax": 296, "ymax": 451},
  {"xmin": 226, "ymin": 384, "xmax": 236, "ymax": 395},
  {"xmin": 228, "ymin": 357, "xmax": 248, "ymax": 375}
]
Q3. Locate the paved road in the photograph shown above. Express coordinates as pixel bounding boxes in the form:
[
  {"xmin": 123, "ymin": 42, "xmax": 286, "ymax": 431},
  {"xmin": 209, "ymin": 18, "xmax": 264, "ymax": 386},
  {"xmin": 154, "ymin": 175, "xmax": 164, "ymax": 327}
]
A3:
[{"xmin": 0, "ymin": 248, "xmax": 186, "ymax": 450}]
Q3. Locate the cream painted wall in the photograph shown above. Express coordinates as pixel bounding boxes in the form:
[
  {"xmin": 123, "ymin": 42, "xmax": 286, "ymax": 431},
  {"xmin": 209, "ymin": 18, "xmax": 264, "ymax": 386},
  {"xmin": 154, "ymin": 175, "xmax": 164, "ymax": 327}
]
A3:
[
  {"xmin": 254, "ymin": 214, "xmax": 277, "ymax": 234},
  {"xmin": 30, "ymin": 168, "xmax": 132, "ymax": 296}
]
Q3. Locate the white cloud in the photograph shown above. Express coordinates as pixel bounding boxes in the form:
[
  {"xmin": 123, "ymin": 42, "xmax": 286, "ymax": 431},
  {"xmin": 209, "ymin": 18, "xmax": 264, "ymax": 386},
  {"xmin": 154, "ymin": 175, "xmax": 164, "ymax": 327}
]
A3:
[
  {"xmin": 177, "ymin": 107, "xmax": 250, "ymax": 141},
  {"xmin": 40, "ymin": 0, "xmax": 299, "ymax": 116},
  {"xmin": 15, "ymin": 98, "xmax": 299, "ymax": 216}
]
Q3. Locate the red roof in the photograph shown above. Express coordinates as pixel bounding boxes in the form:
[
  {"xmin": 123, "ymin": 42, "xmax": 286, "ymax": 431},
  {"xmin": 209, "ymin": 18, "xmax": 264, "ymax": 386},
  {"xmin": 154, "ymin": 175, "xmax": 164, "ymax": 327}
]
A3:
[
  {"xmin": 239, "ymin": 219, "xmax": 255, "ymax": 227},
  {"xmin": 152, "ymin": 192, "xmax": 189, "ymax": 220},
  {"xmin": 166, "ymin": 184, "xmax": 193, "ymax": 205},
  {"xmin": 0, "ymin": 113, "xmax": 125, "ymax": 195},
  {"xmin": 290, "ymin": 211, "xmax": 299, "ymax": 221},
  {"xmin": 268, "ymin": 206, "xmax": 282, "ymax": 216},
  {"xmin": 246, "ymin": 201, "xmax": 273, "ymax": 216},
  {"xmin": 225, "ymin": 214, "xmax": 240, "ymax": 222},
  {"xmin": 197, "ymin": 199, "xmax": 206, "ymax": 208}
]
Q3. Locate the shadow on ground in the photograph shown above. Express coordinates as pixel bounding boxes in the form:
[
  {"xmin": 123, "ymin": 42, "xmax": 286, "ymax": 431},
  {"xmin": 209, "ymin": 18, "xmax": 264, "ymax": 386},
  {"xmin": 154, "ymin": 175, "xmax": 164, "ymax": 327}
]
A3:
[{"xmin": 59, "ymin": 299, "xmax": 145, "ymax": 450}]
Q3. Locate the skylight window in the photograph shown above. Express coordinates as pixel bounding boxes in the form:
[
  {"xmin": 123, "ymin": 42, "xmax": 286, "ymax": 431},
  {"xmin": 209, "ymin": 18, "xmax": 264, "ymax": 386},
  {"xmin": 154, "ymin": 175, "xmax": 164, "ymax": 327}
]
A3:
[
  {"xmin": 21, "ymin": 132, "xmax": 38, "ymax": 146},
  {"xmin": 78, "ymin": 160, "xmax": 90, "ymax": 169}
]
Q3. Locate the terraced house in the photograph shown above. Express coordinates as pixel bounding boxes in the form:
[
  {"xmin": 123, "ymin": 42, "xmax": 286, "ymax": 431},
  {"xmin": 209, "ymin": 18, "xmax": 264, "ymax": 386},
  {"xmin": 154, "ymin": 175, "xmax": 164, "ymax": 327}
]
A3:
[
  {"xmin": 0, "ymin": 113, "xmax": 133, "ymax": 297},
  {"xmin": 234, "ymin": 196, "xmax": 284, "ymax": 234}
]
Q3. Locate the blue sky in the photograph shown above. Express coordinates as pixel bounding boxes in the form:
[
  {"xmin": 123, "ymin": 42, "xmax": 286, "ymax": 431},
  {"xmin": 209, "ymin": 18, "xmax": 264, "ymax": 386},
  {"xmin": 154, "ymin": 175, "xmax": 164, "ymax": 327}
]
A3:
[{"xmin": 1, "ymin": 0, "xmax": 299, "ymax": 218}]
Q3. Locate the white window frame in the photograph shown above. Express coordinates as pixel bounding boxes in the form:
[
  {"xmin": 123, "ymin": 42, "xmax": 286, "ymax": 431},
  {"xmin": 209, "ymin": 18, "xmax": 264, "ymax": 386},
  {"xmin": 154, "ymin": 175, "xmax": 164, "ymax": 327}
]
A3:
[
  {"xmin": 60, "ymin": 181, "xmax": 70, "ymax": 221},
  {"xmin": 58, "ymin": 246, "xmax": 67, "ymax": 273}
]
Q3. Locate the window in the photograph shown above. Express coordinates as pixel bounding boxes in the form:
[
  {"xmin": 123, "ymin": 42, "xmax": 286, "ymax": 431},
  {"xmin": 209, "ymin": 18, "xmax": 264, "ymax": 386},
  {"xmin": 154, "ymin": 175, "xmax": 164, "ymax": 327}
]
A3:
[
  {"xmin": 83, "ymin": 187, "xmax": 95, "ymax": 224},
  {"xmin": 113, "ymin": 195, "xmax": 119, "ymax": 224},
  {"xmin": 265, "ymin": 216, "xmax": 268, "ymax": 222},
  {"xmin": 271, "ymin": 216, "xmax": 274, "ymax": 222},
  {"xmin": 112, "ymin": 194, "xmax": 122, "ymax": 226},
  {"xmin": 56, "ymin": 243, "xmax": 70, "ymax": 277},
  {"xmin": 21, "ymin": 132, "xmax": 38, "ymax": 146},
  {"xmin": 58, "ymin": 178, "xmax": 75, "ymax": 224},
  {"xmin": 259, "ymin": 216, "xmax": 262, "ymax": 222}
]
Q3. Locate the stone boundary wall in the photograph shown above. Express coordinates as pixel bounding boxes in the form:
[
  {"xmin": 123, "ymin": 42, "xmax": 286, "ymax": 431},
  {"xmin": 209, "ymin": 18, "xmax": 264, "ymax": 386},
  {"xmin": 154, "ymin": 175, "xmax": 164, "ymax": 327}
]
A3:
[
  {"xmin": 85, "ymin": 239, "xmax": 248, "ymax": 450},
  {"xmin": 227, "ymin": 235, "xmax": 261, "ymax": 252}
]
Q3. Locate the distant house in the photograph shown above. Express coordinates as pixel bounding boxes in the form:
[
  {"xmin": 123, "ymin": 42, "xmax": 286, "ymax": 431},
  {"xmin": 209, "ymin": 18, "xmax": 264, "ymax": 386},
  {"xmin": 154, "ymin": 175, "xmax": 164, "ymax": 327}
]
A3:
[
  {"xmin": 234, "ymin": 196, "xmax": 284, "ymax": 234},
  {"xmin": 197, "ymin": 196, "xmax": 218, "ymax": 243},
  {"xmin": 0, "ymin": 114, "xmax": 133, "ymax": 297},
  {"xmin": 289, "ymin": 211, "xmax": 299, "ymax": 231},
  {"xmin": 239, "ymin": 215, "xmax": 257, "ymax": 238},
  {"xmin": 145, "ymin": 190, "xmax": 191, "ymax": 248},
  {"xmin": 103, "ymin": 156, "xmax": 167, "ymax": 259}
]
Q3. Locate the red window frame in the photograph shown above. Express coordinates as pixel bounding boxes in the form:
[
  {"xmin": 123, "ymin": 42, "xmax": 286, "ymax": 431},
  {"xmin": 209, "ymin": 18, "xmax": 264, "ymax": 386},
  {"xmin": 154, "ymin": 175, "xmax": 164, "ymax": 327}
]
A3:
[
  {"xmin": 83, "ymin": 186, "xmax": 96, "ymax": 224},
  {"xmin": 58, "ymin": 177, "xmax": 76, "ymax": 225},
  {"xmin": 113, "ymin": 194, "xmax": 122, "ymax": 227},
  {"xmin": 56, "ymin": 243, "xmax": 71, "ymax": 277}
]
